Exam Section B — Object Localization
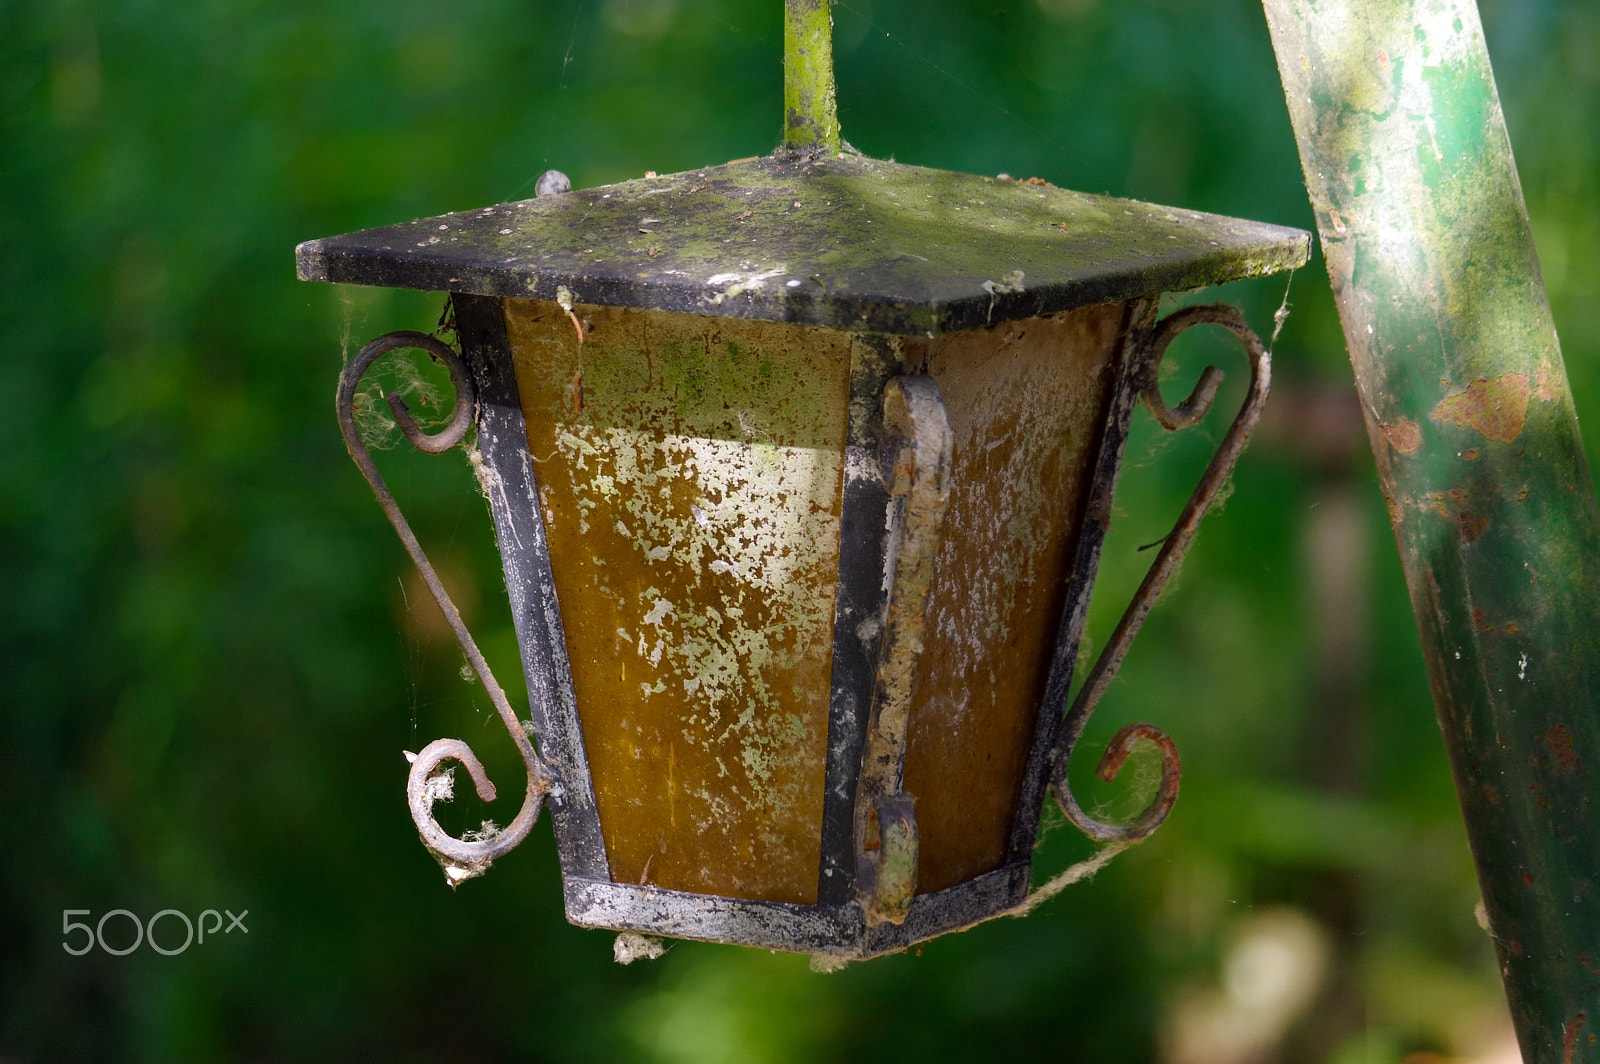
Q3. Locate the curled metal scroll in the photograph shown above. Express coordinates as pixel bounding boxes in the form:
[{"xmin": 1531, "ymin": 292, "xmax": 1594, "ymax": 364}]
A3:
[
  {"xmin": 336, "ymin": 330, "xmax": 553, "ymax": 885},
  {"xmin": 1051, "ymin": 304, "xmax": 1271, "ymax": 842}
]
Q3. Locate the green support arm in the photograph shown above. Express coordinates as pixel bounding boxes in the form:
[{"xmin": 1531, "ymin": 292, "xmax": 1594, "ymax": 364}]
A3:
[{"xmin": 1260, "ymin": 1, "xmax": 1600, "ymax": 1058}]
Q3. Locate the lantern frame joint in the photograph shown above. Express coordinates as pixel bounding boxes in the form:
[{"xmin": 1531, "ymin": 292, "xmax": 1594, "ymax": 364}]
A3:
[{"xmin": 854, "ymin": 375, "xmax": 952, "ymax": 925}]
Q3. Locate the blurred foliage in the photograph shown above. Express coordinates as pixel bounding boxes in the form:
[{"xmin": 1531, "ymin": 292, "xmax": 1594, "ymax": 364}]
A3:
[{"xmin": 1, "ymin": 0, "xmax": 1595, "ymax": 1060}]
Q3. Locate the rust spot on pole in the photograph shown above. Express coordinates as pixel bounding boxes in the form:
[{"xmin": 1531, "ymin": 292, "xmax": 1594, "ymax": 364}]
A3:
[
  {"xmin": 1381, "ymin": 417, "xmax": 1422, "ymax": 454},
  {"xmin": 1429, "ymin": 372, "xmax": 1531, "ymax": 442},
  {"xmin": 1425, "ymin": 488, "xmax": 1491, "ymax": 542},
  {"xmin": 1458, "ymin": 511, "xmax": 1489, "ymax": 542},
  {"xmin": 1383, "ymin": 493, "xmax": 1403, "ymax": 526},
  {"xmin": 1536, "ymin": 364, "xmax": 1567, "ymax": 404},
  {"xmin": 1547, "ymin": 724, "xmax": 1580, "ymax": 775},
  {"xmin": 1562, "ymin": 1013, "xmax": 1586, "ymax": 1064}
]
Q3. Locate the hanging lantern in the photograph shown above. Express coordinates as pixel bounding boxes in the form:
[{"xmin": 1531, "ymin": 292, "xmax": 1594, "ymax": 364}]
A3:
[{"xmin": 297, "ymin": 3, "xmax": 1307, "ymax": 960}]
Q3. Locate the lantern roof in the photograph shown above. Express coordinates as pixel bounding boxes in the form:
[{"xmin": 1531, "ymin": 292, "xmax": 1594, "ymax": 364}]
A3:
[{"xmin": 297, "ymin": 151, "xmax": 1308, "ymax": 336}]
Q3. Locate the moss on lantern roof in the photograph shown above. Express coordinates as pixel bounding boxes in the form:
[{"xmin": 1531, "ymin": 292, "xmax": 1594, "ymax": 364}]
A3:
[{"xmin": 297, "ymin": 152, "xmax": 1309, "ymax": 336}]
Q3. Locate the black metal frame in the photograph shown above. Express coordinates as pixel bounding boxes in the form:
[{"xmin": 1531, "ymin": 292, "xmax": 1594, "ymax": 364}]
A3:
[{"xmin": 336, "ymin": 292, "xmax": 1270, "ymax": 959}]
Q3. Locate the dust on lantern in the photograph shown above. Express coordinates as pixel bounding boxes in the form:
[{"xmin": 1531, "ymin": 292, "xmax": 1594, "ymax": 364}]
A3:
[{"xmin": 296, "ymin": 10, "xmax": 1307, "ymax": 962}]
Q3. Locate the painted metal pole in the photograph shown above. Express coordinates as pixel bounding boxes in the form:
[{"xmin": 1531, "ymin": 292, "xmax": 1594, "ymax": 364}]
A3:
[
  {"xmin": 1260, "ymin": 2, "xmax": 1600, "ymax": 1058},
  {"xmin": 783, "ymin": 0, "xmax": 840, "ymax": 153}
]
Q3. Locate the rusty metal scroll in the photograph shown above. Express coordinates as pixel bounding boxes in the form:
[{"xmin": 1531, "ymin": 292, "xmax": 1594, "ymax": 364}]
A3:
[
  {"xmin": 336, "ymin": 330, "xmax": 553, "ymax": 885},
  {"xmin": 1051, "ymin": 304, "xmax": 1270, "ymax": 843}
]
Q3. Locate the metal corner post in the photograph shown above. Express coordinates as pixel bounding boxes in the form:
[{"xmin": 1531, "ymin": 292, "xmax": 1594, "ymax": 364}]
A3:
[{"xmin": 1261, "ymin": 1, "xmax": 1600, "ymax": 1058}]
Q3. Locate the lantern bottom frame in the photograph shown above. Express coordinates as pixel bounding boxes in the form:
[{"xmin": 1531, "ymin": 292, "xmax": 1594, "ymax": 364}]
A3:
[{"xmin": 564, "ymin": 861, "xmax": 1031, "ymax": 960}]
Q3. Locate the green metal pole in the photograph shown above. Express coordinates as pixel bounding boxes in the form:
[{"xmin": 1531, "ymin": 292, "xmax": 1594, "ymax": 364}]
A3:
[
  {"xmin": 1260, "ymin": 2, "xmax": 1600, "ymax": 1058},
  {"xmin": 783, "ymin": 0, "xmax": 840, "ymax": 153}
]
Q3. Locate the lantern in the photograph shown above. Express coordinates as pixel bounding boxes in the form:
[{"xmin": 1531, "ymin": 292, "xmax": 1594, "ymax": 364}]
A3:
[{"xmin": 297, "ymin": 14, "xmax": 1308, "ymax": 961}]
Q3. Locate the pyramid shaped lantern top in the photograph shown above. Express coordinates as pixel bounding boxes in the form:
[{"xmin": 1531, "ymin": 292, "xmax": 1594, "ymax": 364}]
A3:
[{"xmin": 297, "ymin": 152, "xmax": 1308, "ymax": 337}]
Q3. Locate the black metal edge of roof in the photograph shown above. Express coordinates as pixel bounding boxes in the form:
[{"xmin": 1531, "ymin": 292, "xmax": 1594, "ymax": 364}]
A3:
[{"xmin": 297, "ymin": 235, "xmax": 1310, "ymax": 336}]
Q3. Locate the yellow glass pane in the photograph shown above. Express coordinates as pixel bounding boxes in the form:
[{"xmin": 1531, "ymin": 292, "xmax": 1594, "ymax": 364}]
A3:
[
  {"xmin": 504, "ymin": 299, "xmax": 851, "ymax": 905},
  {"xmin": 899, "ymin": 302, "xmax": 1125, "ymax": 894}
]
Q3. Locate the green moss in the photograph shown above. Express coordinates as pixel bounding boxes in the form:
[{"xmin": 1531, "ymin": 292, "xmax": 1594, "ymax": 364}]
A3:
[
  {"xmin": 784, "ymin": 0, "xmax": 840, "ymax": 153},
  {"xmin": 299, "ymin": 154, "xmax": 1308, "ymax": 337}
]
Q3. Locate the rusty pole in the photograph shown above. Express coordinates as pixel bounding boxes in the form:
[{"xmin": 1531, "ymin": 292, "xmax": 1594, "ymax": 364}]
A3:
[{"xmin": 1260, "ymin": 1, "xmax": 1600, "ymax": 1058}]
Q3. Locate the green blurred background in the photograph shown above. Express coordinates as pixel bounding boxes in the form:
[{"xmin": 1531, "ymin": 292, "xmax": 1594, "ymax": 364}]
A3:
[{"xmin": 2, "ymin": 0, "xmax": 1595, "ymax": 1059}]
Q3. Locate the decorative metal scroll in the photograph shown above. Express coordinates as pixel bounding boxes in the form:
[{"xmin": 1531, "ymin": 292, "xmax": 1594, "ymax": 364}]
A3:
[
  {"xmin": 336, "ymin": 330, "xmax": 553, "ymax": 885},
  {"xmin": 854, "ymin": 375, "xmax": 952, "ymax": 926},
  {"xmin": 1050, "ymin": 304, "xmax": 1271, "ymax": 842}
]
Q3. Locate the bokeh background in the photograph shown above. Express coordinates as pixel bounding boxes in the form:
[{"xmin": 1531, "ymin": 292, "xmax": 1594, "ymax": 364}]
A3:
[{"xmin": 3, "ymin": 0, "xmax": 1596, "ymax": 1059}]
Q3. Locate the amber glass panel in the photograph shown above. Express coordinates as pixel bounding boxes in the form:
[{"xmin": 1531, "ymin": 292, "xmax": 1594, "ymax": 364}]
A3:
[
  {"xmin": 504, "ymin": 299, "xmax": 851, "ymax": 905},
  {"xmin": 899, "ymin": 303, "xmax": 1125, "ymax": 894}
]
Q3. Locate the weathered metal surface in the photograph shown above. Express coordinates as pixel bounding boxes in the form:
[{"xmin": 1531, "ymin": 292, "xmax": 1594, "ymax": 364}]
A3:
[
  {"xmin": 1261, "ymin": 2, "xmax": 1600, "ymax": 1057},
  {"xmin": 815, "ymin": 334, "xmax": 900, "ymax": 906},
  {"xmin": 784, "ymin": 0, "xmax": 840, "ymax": 154},
  {"xmin": 1050, "ymin": 304, "xmax": 1270, "ymax": 842},
  {"xmin": 1006, "ymin": 299, "xmax": 1149, "ymax": 867},
  {"xmin": 457, "ymin": 294, "xmax": 611, "ymax": 882},
  {"xmin": 295, "ymin": 152, "xmax": 1310, "ymax": 337},
  {"xmin": 334, "ymin": 330, "xmax": 554, "ymax": 884},
  {"xmin": 565, "ymin": 877, "xmax": 860, "ymax": 954},
  {"xmin": 853, "ymin": 375, "xmax": 951, "ymax": 923},
  {"xmin": 563, "ymin": 861, "xmax": 1030, "ymax": 960},
  {"xmin": 862, "ymin": 794, "xmax": 919, "ymax": 927},
  {"xmin": 898, "ymin": 303, "xmax": 1125, "ymax": 892},
  {"xmin": 506, "ymin": 298, "xmax": 850, "ymax": 905}
]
